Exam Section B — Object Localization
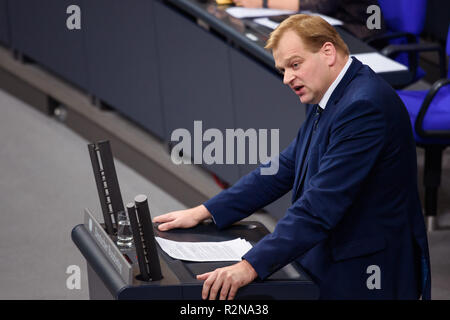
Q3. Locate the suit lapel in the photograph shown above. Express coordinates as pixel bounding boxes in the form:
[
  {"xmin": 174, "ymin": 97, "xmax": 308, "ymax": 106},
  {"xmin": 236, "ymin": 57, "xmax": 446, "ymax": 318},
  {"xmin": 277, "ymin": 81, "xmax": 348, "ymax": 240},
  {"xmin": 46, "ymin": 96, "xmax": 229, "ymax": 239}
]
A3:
[
  {"xmin": 325, "ymin": 57, "xmax": 363, "ymax": 109},
  {"xmin": 292, "ymin": 58, "xmax": 363, "ymax": 201}
]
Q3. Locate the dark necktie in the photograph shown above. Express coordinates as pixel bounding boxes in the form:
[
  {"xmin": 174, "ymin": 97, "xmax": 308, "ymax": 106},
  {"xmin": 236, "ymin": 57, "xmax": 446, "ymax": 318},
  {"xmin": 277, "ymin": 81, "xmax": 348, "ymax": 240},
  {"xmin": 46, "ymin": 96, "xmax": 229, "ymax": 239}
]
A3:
[
  {"xmin": 313, "ymin": 104, "xmax": 323, "ymax": 131},
  {"xmin": 302, "ymin": 104, "xmax": 322, "ymax": 163},
  {"xmin": 296, "ymin": 104, "xmax": 323, "ymax": 195}
]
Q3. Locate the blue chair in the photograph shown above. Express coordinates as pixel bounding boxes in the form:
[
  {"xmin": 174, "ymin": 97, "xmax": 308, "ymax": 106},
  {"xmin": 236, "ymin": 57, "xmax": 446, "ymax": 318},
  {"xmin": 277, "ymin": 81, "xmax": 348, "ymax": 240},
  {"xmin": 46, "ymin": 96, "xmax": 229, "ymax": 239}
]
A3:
[
  {"xmin": 377, "ymin": 0, "xmax": 426, "ymax": 36},
  {"xmin": 366, "ymin": 0, "xmax": 427, "ymax": 88},
  {"xmin": 397, "ymin": 25, "xmax": 450, "ymax": 231}
]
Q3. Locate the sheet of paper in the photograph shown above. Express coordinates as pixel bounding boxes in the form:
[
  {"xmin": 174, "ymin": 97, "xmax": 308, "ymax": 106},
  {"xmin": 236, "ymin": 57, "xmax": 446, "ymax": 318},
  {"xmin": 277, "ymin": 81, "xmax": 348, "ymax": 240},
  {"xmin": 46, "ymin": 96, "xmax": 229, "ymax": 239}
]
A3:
[
  {"xmin": 155, "ymin": 237, "xmax": 253, "ymax": 262},
  {"xmin": 253, "ymin": 11, "xmax": 343, "ymax": 30},
  {"xmin": 351, "ymin": 52, "xmax": 408, "ymax": 73},
  {"xmin": 302, "ymin": 11, "xmax": 343, "ymax": 26},
  {"xmin": 226, "ymin": 7, "xmax": 296, "ymax": 19},
  {"xmin": 253, "ymin": 17, "xmax": 280, "ymax": 30}
]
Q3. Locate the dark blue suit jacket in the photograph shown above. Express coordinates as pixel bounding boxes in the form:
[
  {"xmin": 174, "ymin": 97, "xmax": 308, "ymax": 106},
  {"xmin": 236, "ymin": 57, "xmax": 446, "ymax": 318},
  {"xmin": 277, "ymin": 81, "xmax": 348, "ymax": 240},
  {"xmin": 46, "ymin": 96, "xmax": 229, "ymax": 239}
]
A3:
[{"xmin": 204, "ymin": 58, "xmax": 431, "ymax": 299}]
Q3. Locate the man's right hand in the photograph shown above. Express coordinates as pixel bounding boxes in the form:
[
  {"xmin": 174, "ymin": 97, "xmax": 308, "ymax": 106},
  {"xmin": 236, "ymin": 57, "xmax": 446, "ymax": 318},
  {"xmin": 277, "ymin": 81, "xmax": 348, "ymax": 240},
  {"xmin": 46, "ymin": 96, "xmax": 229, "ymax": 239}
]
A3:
[{"xmin": 152, "ymin": 204, "xmax": 212, "ymax": 231}]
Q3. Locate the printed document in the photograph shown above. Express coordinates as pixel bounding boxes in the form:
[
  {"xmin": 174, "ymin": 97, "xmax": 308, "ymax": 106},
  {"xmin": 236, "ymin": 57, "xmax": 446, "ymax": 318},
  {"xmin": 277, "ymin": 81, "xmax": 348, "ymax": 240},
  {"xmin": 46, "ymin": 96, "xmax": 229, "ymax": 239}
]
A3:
[
  {"xmin": 253, "ymin": 11, "xmax": 343, "ymax": 29},
  {"xmin": 226, "ymin": 7, "xmax": 296, "ymax": 19},
  {"xmin": 155, "ymin": 237, "xmax": 253, "ymax": 262},
  {"xmin": 226, "ymin": 7, "xmax": 343, "ymax": 25},
  {"xmin": 351, "ymin": 52, "xmax": 408, "ymax": 73}
]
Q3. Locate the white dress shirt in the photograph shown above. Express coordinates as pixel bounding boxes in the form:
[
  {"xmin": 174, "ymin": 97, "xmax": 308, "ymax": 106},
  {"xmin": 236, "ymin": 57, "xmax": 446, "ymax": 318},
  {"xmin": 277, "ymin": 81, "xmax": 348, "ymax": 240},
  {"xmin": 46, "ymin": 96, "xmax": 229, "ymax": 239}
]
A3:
[{"xmin": 318, "ymin": 56, "xmax": 353, "ymax": 110}]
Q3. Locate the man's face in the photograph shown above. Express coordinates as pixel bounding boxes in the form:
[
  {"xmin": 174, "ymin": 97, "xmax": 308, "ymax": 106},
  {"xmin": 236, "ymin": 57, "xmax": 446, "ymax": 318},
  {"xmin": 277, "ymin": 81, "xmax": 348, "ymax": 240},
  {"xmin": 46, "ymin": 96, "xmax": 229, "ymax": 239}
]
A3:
[{"xmin": 273, "ymin": 30, "xmax": 333, "ymax": 104}]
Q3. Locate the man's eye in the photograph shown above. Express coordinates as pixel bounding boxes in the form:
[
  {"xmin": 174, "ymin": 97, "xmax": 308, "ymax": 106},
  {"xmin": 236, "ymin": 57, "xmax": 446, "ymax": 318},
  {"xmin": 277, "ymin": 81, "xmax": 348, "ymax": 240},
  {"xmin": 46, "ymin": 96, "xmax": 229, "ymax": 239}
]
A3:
[{"xmin": 292, "ymin": 62, "xmax": 299, "ymax": 68}]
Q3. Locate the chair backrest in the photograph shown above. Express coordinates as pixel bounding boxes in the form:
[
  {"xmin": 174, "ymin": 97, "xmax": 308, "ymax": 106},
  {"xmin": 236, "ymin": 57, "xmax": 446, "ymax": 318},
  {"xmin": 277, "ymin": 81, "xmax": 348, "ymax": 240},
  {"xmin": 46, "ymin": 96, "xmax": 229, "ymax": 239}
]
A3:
[{"xmin": 378, "ymin": 0, "xmax": 427, "ymax": 35}]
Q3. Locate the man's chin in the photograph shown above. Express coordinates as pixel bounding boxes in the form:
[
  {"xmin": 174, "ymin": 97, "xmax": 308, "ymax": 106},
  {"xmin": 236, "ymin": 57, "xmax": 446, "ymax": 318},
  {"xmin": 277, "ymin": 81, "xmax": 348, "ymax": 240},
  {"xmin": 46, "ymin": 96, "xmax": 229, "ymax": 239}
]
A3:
[
  {"xmin": 299, "ymin": 96, "xmax": 311, "ymax": 104},
  {"xmin": 299, "ymin": 94, "xmax": 318, "ymax": 105}
]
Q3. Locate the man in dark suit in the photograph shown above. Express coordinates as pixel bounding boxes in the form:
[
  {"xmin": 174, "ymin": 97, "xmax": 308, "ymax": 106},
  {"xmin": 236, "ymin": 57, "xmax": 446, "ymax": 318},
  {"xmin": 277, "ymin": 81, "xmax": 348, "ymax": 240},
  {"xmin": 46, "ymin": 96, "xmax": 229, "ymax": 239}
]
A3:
[{"xmin": 154, "ymin": 14, "xmax": 431, "ymax": 300}]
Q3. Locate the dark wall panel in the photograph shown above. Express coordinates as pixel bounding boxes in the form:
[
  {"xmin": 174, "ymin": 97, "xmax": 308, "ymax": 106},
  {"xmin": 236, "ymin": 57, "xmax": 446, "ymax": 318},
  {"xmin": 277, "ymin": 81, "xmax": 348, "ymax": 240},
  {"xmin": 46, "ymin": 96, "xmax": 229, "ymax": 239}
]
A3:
[
  {"xmin": 8, "ymin": 0, "xmax": 88, "ymax": 90},
  {"xmin": 83, "ymin": 0, "xmax": 165, "ymax": 139},
  {"xmin": 0, "ymin": 0, "xmax": 10, "ymax": 46}
]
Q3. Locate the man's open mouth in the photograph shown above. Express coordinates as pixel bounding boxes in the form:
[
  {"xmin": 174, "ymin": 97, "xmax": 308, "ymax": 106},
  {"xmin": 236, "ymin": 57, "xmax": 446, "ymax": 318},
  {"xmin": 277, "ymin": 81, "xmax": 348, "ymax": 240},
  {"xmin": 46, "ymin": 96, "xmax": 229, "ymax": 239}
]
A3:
[{"xmin": 293, "ymin": 85, "xmax": 304, "ymax": 94}]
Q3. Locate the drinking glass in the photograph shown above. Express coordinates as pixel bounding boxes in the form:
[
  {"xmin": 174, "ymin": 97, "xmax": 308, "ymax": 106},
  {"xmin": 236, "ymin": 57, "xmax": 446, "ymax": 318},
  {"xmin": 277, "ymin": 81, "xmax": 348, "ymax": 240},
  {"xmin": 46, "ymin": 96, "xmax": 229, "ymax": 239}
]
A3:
[{"xmin": 116, "ymin": 211, "xmax": 133, "ymax": 248}]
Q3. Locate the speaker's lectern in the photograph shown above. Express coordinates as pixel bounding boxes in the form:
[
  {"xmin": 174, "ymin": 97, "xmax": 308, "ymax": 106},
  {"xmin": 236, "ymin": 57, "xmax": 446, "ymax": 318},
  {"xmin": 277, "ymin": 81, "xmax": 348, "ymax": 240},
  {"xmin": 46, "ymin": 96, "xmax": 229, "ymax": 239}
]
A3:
[
  {"xmin": 73, "ymin": 140, "xmax": 319, "ymax": 300},
  {"xmin": 72, "ymin": 212, "xmax": 319, "ymax": 300}
]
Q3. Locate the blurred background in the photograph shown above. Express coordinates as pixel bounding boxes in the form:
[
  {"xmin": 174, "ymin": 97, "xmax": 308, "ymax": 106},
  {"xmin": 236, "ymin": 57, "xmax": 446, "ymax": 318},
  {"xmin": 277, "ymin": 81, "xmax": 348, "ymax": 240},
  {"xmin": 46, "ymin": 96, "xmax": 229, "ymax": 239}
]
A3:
[{"xmin": 0, "ymin": 0, "xmax": 448, "ymax": 299}]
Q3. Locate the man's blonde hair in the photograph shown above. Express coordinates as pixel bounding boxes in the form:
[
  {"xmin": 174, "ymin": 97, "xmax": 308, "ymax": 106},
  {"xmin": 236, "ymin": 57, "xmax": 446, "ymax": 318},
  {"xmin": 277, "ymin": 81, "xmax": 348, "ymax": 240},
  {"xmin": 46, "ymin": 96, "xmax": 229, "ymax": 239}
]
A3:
[{"xmin": 265, "ymin": 14, "xmax": 350, "ymax": 56}]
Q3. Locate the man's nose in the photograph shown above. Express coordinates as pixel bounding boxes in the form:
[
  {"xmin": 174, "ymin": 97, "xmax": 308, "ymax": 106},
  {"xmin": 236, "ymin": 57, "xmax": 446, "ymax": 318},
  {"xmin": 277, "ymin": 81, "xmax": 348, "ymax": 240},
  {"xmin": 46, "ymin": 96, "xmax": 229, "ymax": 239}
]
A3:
[{"xmin": 283, "ymin": 70, "xmax": 294, "ymax": 85}]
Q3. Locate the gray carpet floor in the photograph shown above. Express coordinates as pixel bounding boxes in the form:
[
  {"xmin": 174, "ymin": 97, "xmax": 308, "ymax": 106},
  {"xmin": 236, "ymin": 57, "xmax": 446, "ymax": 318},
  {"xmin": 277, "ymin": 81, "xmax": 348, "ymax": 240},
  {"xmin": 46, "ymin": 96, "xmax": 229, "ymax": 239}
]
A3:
[
  {"xmin": 0, "ymin": 88, "xmax": 449, "ymax": 299},
  {"xmin": 0, "ymin": 88, "xmax": 186, "ymax": 299}
]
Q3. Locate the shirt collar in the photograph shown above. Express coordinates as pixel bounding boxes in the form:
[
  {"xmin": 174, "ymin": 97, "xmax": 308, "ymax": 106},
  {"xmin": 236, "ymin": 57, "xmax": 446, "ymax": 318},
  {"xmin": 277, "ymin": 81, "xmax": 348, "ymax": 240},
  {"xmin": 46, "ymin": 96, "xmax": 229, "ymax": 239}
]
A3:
[{"xmin": 318, "ymin": 56, "xmax": 353, "ymax": 110}]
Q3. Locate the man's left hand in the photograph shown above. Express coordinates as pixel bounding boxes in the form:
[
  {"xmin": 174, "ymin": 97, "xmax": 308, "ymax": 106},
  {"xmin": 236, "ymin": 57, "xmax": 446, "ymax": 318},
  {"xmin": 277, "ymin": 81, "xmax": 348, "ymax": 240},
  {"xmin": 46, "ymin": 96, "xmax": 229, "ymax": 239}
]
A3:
[{"xmin": 196, "ymin": 260, "xmax": 258, "ymax": 300}]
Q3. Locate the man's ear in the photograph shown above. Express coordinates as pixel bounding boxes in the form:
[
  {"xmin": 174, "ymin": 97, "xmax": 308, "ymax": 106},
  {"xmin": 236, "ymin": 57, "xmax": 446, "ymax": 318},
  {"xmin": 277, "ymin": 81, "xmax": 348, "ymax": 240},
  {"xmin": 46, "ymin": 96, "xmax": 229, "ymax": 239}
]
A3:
[{"xmin": 321, "ymin": 42, "xmax": 337, "ymax": 66}]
